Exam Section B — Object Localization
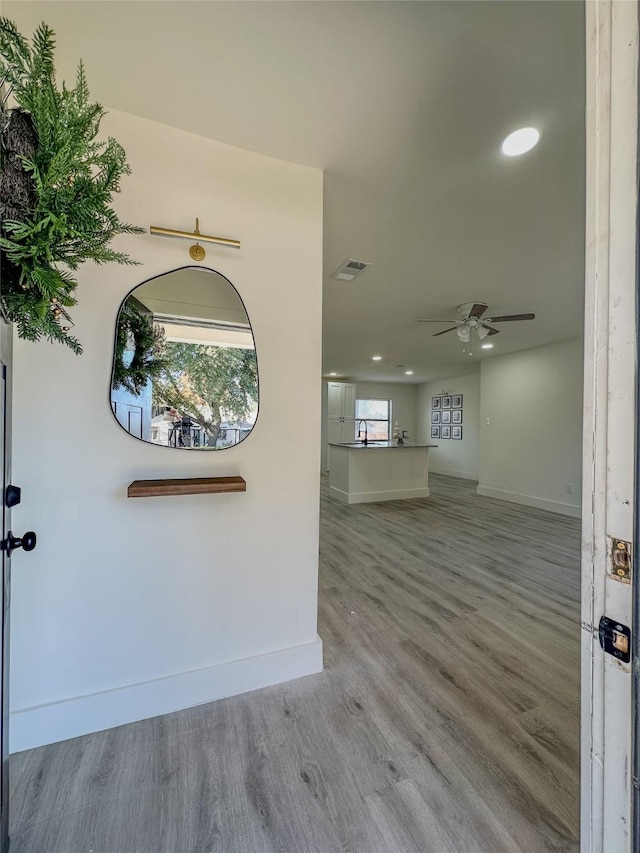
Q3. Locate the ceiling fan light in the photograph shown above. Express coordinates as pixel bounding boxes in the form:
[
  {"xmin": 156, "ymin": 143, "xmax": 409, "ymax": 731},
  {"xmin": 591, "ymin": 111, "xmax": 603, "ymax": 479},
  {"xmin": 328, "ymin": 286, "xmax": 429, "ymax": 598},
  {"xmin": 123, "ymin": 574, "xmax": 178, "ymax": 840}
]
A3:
[
  {"xmin": 476, "ymin": 325, "xmax": 490, "ymax": 340},
  {"xmin": 457, "ymin": 325, "xmax": 470, "ymax": 342}
]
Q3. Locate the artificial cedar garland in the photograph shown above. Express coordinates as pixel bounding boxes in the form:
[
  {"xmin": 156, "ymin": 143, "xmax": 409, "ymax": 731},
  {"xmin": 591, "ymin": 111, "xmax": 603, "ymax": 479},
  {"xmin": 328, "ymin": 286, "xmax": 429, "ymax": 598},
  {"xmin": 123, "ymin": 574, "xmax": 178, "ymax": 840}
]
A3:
[
  {"xmin": 0, "ymin": 18, "xmax": 143, "ymax": 352},
  {"xmin": 112, "ymin": 299, "xmax": 167, "ymax": 395}
]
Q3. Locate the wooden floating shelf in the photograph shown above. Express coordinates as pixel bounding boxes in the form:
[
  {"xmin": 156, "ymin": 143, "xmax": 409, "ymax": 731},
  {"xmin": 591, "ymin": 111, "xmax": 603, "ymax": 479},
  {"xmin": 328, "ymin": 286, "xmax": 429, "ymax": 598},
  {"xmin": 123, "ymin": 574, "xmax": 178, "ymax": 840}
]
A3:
[{"xmin": 127, "ymin": 476, "xmax": 246, "ymax": 498}]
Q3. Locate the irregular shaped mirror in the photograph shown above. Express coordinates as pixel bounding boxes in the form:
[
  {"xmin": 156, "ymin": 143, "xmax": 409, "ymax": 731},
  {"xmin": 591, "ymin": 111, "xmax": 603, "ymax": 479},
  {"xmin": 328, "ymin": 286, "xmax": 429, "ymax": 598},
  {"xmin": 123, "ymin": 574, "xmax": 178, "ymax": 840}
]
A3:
[{"xmin": 110, "ymin": 267, "xmax": 258, "ymax": 449}]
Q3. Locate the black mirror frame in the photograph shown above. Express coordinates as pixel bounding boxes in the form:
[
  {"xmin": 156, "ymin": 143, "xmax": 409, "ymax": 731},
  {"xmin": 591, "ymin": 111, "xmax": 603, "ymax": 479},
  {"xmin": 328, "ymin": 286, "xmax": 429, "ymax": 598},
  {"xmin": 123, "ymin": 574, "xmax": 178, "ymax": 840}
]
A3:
[{"xmin": 108, "ymin": 264, "xmax": 260, "ymax": 451}]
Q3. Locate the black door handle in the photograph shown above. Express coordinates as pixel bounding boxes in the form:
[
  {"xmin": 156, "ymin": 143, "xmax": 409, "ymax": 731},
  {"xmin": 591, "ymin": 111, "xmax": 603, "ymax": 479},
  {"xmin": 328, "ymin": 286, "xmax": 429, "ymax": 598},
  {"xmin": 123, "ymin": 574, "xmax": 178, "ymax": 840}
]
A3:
[
  {"xmin": 5, "ymin": 485, "xmax": 21, "ymax": 509},
  {"xmin": 1, "ymin": 531, "xmax": 37, "ymax": 556}
]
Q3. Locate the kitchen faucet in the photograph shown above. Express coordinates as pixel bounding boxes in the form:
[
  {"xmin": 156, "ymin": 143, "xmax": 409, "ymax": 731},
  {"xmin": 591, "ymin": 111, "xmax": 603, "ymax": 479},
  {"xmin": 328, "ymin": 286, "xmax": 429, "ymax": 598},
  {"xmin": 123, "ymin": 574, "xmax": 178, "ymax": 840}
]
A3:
[{"xmin": 357, "ymin": 419, "xmax": 369, "ymax": 445}]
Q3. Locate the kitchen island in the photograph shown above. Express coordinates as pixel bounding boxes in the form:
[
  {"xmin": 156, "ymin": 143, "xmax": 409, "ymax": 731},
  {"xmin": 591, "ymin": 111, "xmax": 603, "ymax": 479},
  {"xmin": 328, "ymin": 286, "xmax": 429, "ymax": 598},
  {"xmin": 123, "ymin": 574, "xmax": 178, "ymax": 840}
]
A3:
[{"xmin": 328, "ymin": 441, "xmax": 438, "ymax": 504}]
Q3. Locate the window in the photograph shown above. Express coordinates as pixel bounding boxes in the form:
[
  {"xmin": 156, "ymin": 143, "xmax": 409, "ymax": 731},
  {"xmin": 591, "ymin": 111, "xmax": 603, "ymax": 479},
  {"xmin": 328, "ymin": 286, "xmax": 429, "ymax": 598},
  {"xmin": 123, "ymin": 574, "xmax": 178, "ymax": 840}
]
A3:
[{"xmin": 355, "ymin": 398, "xmax": 391, "ymax": 440}]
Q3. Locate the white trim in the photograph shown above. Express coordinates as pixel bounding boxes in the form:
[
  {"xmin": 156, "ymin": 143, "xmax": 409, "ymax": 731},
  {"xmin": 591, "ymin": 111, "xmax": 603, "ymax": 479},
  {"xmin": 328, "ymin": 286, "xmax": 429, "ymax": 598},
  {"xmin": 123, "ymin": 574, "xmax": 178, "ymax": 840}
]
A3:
[
  {"xmin": 476, "ymin": 485, "xmax": 581, "ymax": 518},
  {"xmin": 429, "ymin": 467, "xmax": 478, "ymax": 481},
  {"xmin": 329, "ymin": 486, "xmax": 429, "ymax": 504},
  {"xmin": 10, "ymin": 636, "xmax": 323, "ymax": 754},
  {"xmin": 582, "ymin": 2, "xmax": 638, "ymax": 851}
]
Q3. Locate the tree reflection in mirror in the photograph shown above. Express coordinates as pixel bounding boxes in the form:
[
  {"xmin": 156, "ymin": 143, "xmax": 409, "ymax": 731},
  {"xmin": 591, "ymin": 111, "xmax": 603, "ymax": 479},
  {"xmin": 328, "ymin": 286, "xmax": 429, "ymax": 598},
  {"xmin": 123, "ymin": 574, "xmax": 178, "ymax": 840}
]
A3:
[{"xmin": 110, "ymin": 267, "xmax": 258, "ymax": 449}]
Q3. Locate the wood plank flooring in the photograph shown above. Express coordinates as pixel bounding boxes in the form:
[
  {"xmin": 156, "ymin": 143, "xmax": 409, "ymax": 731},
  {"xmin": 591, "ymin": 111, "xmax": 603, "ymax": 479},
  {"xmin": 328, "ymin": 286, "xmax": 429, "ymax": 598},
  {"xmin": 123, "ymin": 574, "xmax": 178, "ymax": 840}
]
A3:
[{"xmin": 9, "ymin": 474, "xmax": 580, "ymax": 852}]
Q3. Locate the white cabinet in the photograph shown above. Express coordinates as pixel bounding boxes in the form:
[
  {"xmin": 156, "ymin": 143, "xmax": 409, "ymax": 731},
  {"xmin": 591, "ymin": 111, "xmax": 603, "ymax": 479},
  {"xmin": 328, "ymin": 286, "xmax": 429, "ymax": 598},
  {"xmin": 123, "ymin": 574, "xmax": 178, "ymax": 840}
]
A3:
[
  {"xmin": 326, "ymin": 382, "xmax": 356, "ymax": 471},
  {"xmin": 329, "ymin": 444, "xmax": 431, "ymax": 503},
  {"xmin": 327, "ymin": 382, "xmax": 355, "ymax": 420},
  {"xmin": 327, "ymin": 418, "xmax": 356, "ymax": 444}
]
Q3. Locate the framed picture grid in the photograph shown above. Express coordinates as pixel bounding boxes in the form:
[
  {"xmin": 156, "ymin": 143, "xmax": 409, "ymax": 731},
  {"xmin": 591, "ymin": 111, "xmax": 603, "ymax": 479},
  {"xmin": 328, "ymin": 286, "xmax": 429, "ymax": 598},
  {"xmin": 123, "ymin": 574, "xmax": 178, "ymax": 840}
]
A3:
[{"xmin": 431, "ymin": 394, "xmax": 463, "ymax": 441}]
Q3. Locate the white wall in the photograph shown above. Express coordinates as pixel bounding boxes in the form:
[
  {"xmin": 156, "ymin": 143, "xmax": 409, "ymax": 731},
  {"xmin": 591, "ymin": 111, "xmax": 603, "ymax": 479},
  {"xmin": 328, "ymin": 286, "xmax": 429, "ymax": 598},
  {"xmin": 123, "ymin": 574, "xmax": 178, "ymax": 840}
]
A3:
[
  {"xmin": 9, "ymin": 109, "xmax": 324, "ymax": 751},
  {"xmin": 477, "ymin": 338, "xmax": 583, "ymax": 517},
  {"xmin": 416, "ymin": 373, "xmax": 480, "ymax": 480}
]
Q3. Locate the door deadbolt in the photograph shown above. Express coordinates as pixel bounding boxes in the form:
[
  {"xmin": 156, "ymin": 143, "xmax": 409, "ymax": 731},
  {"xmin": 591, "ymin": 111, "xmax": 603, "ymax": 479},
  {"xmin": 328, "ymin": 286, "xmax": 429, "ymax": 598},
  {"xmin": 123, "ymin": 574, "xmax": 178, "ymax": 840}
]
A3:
[
  {"xmin": 4, "ymin": 485, "xmax": 21, "ymax": 509},
  {"xmin": 599, "ymin": 616, "xmax": 631, "ymax": 663}
]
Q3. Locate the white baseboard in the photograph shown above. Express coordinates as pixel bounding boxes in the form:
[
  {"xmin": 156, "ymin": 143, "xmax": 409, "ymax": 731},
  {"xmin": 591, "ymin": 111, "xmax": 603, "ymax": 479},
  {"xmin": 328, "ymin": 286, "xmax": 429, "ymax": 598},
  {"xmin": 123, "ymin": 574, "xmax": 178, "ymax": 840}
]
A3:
[
  {"xmin": 10, "ymin": 636, "xmax": 324, "ymax": 753},
  {"xmin": 330, "ymin": 486, "xmax": 429, "ymax": 504},
  {"xmin": 429, "ymin": 467, "xmax": 478, "ymax": 481},
  {"xmin": 476, "ymin": 485, "xmax": 581, "ymax": 518}
]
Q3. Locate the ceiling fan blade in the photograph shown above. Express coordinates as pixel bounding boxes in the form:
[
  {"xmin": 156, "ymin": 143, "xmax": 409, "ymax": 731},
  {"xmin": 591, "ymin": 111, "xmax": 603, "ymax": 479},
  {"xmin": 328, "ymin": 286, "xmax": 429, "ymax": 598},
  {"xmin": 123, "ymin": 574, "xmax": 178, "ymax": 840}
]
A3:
[
  {"xmin": 417, "ymin": 319, "xmax": 459, "ymax": 323},
  {"xmin": 468, "ymin": 302, "xmax": 489, "ymax": 319},
  {"xmin": 485, "ymin": 313, "xmax": 535, "ymax": 322},
  {"xmin": 432, "ymin": 327, "xmax": 460, "ymax": 337},
  {"xmin": 480, "ymin": 324, "xmax": 500, "ymax": 336}
]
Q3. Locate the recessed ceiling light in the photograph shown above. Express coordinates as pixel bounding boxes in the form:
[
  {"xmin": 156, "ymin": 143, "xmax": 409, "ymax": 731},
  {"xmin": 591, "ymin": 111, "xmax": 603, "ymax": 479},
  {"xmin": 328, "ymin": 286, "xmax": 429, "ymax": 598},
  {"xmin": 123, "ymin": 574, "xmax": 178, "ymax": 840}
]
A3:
[
  {"xmin": 501, "ymin": 127, "xmax": 540, "ymax": 157},
  {"xmin": 372, "ymin": 355, "xmax": 382, "ymax": 361},
  {"xmin": 481, "ymin": 343, "xmax": 494, "ymax": 350},
  {"xmin": 405, "ymin": 370, "xmax": 414, "ymax": 375},
  {"xmin": 329, "ymin": 372, "xmax": 337, "ymax": 376}
]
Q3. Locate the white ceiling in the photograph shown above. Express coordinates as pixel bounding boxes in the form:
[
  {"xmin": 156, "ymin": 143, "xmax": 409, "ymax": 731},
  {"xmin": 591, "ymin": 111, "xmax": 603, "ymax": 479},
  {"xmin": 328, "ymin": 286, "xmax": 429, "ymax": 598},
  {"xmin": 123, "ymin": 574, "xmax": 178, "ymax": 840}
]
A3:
[{"xmin": 6, "ymin": 1, "xmax": 586, "ymax": 383}]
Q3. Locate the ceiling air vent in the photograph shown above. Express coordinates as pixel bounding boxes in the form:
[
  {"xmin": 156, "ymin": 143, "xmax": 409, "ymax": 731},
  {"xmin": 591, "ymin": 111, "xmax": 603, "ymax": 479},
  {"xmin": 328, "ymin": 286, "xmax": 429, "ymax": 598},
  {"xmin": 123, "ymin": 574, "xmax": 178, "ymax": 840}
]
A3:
[{"xmin": 330, "ymin": 258, "xmax": 371, "ymax": 282}]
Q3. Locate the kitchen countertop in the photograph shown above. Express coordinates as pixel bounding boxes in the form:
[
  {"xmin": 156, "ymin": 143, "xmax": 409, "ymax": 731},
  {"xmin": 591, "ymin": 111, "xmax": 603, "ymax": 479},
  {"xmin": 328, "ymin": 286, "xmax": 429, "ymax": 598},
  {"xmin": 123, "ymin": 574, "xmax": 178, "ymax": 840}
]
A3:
[{"xmin": 329, "ymin": 441, "xmax": 438, "ymax": 449}]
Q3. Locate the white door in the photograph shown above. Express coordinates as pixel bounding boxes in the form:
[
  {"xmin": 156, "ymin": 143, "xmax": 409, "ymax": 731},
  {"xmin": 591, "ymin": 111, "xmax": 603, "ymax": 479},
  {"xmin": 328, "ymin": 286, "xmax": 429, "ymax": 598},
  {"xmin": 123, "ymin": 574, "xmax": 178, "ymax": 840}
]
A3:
[
  {"xmin": 341, "ymin": 419, "xmax": 357, "ymax": 443},
  {"xmin": 327, "ymin": 419, "xmax": 342, "ymax": 447},
  {"xmin": 326, "ymin": 383, "xmax": 357, "ymax": 471},
  {"xmin": 0, "ymin": 313, "xmax": 37, "ymax": 852},
  {"xmin": 0, "ymin": 316, "xmax": 10, "ymax": 853},
  {"xmin": 343, "ymin": 384, "xmax": 356, "ymax": 420},
  {"xmin": 582, "ymin": 2, "xmax": 638, "ymax": 851},
  {"xmin": 342, "ymin": 384, "xmax": 356, "ymax": 443}
]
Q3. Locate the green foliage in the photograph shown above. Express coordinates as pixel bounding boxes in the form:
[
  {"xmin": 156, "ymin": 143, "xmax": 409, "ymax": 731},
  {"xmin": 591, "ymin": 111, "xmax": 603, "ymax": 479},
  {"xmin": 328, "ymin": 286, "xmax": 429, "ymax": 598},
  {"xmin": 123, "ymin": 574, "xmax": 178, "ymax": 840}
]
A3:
[
  {"xmin": 112, "ymin": 299, "xmax": 167, "ymax": 395},
  {"xmin": 0, "ymin": 18, "xmax": 143, "ymax": 352},
  {"xmin": 153, "ymin": 342, "xmax": 258, "ymax": 445}
]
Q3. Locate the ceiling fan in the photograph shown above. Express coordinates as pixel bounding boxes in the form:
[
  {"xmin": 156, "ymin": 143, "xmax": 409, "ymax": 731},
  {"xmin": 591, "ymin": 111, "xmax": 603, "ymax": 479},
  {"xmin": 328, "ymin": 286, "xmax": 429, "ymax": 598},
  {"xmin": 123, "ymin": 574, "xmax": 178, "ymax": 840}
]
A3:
[{"xmin": 417, "ymin": 302, "xmax": 536, "ymax": 342}]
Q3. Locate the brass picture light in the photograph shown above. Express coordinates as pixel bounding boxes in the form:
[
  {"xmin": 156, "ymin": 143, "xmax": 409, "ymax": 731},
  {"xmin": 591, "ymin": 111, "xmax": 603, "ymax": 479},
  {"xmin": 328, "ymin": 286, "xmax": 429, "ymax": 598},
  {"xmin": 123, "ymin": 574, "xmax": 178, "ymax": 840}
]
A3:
[{"xmin": 150, "ymin": 218, "xmax": 240, "ymax": 260}]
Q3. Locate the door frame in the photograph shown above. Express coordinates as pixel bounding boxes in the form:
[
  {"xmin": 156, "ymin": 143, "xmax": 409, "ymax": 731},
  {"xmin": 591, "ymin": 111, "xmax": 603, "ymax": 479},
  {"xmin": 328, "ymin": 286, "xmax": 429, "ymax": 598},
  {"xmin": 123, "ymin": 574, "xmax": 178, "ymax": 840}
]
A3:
[
  {"xmin": 0, "ymin": 311, "xmax": 12, "ymax": 853},
  {"xmin": 582, "ymin": 2, "xmax": 639, "ymax": 851}
]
